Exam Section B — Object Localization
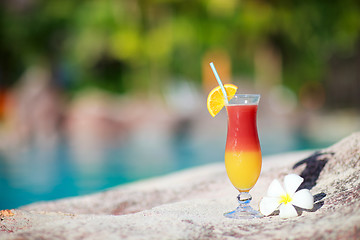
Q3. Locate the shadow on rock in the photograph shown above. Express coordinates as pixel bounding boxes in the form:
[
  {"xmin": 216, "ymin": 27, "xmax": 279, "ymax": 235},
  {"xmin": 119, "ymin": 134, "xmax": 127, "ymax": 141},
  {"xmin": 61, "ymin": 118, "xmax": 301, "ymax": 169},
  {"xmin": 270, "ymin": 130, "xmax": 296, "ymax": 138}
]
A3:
[
  {"xmin": 293, "ymin": 151, "xmax": 333, "ymax": 190},
  {"xmin": 310, "ymin": 192, "xmax": 326, "ymax": 212}
]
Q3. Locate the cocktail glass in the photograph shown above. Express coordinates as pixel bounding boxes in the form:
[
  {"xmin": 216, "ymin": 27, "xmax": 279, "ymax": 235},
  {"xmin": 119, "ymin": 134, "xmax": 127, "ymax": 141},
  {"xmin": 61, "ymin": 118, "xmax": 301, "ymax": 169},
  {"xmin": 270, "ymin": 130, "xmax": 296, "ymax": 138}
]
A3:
[{"xmin": 224, "ymin": 94, "xmax": 263, "ymax": 219}]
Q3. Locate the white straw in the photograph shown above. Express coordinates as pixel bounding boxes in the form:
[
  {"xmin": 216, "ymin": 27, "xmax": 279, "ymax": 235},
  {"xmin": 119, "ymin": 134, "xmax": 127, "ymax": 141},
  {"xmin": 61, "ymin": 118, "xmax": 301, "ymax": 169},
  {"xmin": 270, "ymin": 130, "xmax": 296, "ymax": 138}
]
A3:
[{"xmin": 209, "ymin": 62, "xmax": 228, "ymax": 104}]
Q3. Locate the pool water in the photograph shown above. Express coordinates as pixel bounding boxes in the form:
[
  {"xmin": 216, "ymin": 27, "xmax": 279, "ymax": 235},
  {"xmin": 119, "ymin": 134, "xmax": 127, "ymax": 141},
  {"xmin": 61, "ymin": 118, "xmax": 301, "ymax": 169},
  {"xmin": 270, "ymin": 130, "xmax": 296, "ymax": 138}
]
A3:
[{"xmin": 0, "ymin": 133, "xmax": 328, "ymax": 210}]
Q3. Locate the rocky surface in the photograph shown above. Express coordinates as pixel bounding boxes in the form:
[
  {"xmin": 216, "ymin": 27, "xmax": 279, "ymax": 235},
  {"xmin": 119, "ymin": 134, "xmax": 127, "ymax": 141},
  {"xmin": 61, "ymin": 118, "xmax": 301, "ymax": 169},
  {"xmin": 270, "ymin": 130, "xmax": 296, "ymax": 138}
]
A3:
[{"xmin": 1, "ymin": 132, "xmax": 360, "ymax": 239}]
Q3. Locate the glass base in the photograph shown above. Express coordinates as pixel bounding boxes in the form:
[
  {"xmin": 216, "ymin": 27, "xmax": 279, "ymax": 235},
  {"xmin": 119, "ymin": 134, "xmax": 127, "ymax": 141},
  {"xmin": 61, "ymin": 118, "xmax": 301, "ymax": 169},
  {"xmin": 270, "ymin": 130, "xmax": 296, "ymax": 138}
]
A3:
[{"xmin": 224, "ymin": 192, "xmax": 263, "ymax": 219}]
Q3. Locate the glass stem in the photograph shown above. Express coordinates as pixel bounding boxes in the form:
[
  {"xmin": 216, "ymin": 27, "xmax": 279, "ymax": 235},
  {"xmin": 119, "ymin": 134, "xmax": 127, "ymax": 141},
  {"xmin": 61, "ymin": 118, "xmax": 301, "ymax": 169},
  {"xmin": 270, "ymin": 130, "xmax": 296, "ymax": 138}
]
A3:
[
  {"xmin": 224, "ymin": 191, "xmax": 263, "ymax": 218},
  {"xmin": 237, "ymin": 192, "xmax": 252, "ymax": 206}
]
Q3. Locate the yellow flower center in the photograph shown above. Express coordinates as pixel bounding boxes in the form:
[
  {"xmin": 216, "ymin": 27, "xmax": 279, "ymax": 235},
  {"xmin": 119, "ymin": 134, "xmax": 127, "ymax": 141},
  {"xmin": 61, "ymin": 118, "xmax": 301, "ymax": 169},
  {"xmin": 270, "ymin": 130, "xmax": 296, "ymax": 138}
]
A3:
[{"xmin": 279, "ymin": 194, "xmax": 292, "ymax": 205}]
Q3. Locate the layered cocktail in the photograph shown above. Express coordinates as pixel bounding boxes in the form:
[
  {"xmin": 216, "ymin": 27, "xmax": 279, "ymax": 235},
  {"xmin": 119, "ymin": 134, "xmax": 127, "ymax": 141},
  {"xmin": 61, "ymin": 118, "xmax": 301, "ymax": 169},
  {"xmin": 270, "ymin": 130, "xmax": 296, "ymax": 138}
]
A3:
[{"xmin": 223, "ymin": 94, "xmax": 262, "ymax": 218}]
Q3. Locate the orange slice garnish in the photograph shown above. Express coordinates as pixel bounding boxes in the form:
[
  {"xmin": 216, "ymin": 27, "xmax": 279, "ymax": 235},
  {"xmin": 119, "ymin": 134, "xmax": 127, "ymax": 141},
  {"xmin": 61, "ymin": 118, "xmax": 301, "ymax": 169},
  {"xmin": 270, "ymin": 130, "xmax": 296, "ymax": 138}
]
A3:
[{"xmin": 207, "ymin": 84, "xmax": 238, "ymax": 117}]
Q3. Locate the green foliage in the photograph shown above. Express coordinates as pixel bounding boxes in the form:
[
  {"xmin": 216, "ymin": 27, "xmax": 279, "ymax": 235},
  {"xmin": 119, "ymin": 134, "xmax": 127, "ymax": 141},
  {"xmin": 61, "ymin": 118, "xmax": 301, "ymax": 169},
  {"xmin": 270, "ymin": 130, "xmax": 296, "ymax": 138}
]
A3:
[{"xmin": 0, "ymin": 0, "xmax": 360, "ymax": 94}]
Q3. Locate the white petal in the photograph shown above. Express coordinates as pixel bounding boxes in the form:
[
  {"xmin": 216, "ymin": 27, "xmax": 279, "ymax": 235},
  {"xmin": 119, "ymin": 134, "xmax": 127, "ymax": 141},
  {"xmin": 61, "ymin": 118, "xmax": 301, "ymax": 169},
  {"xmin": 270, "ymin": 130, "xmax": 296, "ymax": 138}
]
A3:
[
  {"xmin": 291, "ymin": 189, "xmax": 314, "ymax": 210},
  {"xmin": 259, "ymin": 197, "xmax": 281, "ymax": 216},
  {"xmin": 279, "ymin": 203, "xmax": 298, "ymax": 218},
  {"xmin": 284, "ymin": 174, "xmax": 304, "ymax": 196},
  {"xmin": 267, "ymin": 179, "xmax": 286, "ymax": 198}
]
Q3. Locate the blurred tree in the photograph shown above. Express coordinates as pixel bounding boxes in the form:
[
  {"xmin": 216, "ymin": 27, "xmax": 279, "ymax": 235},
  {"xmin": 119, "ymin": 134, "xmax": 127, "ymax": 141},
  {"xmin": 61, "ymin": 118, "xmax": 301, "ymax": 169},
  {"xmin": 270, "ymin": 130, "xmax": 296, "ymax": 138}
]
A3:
[{"xmin": 0, "ymin": 0, "xmax": 359, "ymax": 103}]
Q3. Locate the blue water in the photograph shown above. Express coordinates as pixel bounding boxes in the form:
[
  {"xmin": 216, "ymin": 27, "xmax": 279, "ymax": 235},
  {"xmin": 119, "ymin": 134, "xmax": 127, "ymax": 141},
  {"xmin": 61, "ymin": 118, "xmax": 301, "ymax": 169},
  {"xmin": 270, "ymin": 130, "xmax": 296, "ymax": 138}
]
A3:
[{"xmin": 0, "ymin": 134, "xmax": 328, "ymax": 210}]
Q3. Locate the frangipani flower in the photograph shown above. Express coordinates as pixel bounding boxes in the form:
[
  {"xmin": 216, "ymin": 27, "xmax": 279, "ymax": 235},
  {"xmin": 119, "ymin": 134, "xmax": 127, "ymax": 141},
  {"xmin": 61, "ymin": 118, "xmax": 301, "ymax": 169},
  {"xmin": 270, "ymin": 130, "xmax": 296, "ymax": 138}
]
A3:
[{"xmin": 259, "ymin": 174, "xmax": 314, "ymax": 218}]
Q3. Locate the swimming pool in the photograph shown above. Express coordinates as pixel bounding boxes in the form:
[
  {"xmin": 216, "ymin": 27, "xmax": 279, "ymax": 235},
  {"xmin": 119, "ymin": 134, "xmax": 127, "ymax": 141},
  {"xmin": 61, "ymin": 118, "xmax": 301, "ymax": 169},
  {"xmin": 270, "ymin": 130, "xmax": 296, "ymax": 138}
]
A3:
[{"xmin": 0, "ymin": 132, "xmax": 328, "ymax": 210}]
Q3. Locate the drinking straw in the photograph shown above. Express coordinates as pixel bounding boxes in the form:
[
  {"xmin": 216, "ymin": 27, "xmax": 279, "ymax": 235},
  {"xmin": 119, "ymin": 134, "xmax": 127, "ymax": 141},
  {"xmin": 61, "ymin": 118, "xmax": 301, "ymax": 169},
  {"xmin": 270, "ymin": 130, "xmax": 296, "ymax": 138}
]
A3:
[{"xmin": 209, "ymin": 62, "xmax": 229, "ymax": 104}]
